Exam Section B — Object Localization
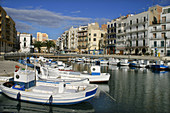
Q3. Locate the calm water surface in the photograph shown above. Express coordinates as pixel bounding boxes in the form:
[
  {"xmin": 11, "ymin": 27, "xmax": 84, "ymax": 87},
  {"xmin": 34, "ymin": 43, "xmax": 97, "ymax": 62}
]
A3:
[{"xmin": 0, "ymin": 62, "xmax": 170, "ymax": 113}]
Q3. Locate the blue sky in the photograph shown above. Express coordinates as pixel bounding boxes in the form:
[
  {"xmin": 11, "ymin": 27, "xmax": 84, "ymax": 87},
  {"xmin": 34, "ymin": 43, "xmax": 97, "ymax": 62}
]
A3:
[{"xmin": 1, "ymin": 0, "xmax": 170, "ymax": 39}]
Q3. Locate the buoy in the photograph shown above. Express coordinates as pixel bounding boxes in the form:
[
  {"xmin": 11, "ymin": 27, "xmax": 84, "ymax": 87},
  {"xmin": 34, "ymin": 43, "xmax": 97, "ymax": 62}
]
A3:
[{"xmin": 15, "ymin": 65, "xmax": 20, "ymax": 72}]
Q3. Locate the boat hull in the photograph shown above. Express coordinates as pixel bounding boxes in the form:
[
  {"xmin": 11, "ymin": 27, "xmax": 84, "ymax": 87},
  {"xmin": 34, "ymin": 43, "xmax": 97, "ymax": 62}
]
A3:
[{"xmin": 0, "ymin": 84, "xmax": 98, "ymax": 105}]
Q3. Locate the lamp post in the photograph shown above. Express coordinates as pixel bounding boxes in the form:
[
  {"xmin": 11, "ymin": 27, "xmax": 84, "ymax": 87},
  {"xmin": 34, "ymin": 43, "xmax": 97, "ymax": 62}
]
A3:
[{"xmin": 164, "ymin": 36, "xmax": 167, "ymax": 56}]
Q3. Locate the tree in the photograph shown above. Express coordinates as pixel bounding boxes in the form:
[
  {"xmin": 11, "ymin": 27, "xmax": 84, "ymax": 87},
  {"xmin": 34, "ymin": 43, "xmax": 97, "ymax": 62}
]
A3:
[
  {"xmin": 43, "ymin": 40, "xmax": 56, "ymax": 53},
  {"xmin": 33, "ymin": 41, "xmax": 43, "ymax": 53}
]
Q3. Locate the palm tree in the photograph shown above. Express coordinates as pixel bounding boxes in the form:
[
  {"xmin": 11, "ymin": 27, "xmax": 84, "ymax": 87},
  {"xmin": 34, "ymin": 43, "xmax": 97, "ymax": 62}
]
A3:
[
  {"xmin": 43, "ymin": 40, "xmax": 56, "ymax": 53},
  {"xmin": 33, "ymin": 41, "xmax": 43, "ymax": 53}
]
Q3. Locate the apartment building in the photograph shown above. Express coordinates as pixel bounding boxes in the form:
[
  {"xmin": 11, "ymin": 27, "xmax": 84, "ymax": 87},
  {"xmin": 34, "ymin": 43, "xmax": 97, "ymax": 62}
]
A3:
[
  {"xmin": 88, "ymin": 23, "xmax": 106, "ymax": 54},
  {"xmin": 78, "ymin": 25, "xmax": 88, "ymax": 53},
  {"xmin": 149, "ymin": 6, "xmax": 170, "ymax": 56},
  {"xmin": 107, "ymin": 20, "xmax": 116, "ymax": 54},
  {"xmin": 106, "ymin": 5, "xmax": 163, "ymax": 55},
  {"xmin": 37, "ymin": 32, "xmax": 48, "ymax": 42},
  {"xmin": 0, "ymin": 6, "xmax": 17, "ymax": 54},
  {"xmin": 115, "ymin": 16, "xmax": 128, "ymax": 55},
  {"xmin": 19, "ymin": 33, "xmax": 34, "ymax": 53},
  {"xmin": 68, "ymin": 26, "xmax": 78, "ymax": 50}
]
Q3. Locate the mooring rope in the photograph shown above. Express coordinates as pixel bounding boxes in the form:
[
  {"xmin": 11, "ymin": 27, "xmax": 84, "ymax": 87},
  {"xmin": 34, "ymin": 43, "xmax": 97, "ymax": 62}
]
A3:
[{"xmin": 99, "ymin": 87, "xmax": 116, "ymax": 102}]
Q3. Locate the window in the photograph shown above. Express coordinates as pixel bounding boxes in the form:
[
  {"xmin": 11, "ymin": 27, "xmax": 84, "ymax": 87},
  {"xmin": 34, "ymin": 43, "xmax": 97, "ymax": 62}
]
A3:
[
  {"xmin": 153, "ymin": 26, "xmax": 157, "ymax": 31},
  {"xmin": 136, "ymin": 19, "xmax": 138, "ymax": 23},
  {"xmin": 162, "ymin": 33, "xmax": 166, "ymax": 38},
  {"xmin": 89, "ymin": 33, "xmax": 91, "ymax": 36},
  {"xmin": 162, "ymin": 25, "xmax": 166, "ymax": 30},
  {"xmin": 154, "ymin": 41, "xmax": 157, "ymax": 47},
  {"xmin": 94, "ymin": 33, "xmax": 96, "ymax": 37},
  {"xmin": 143, "ymin": 24, "xmax": 145, "ymax": 29},
  {"xmin": 144, "ymin": 17, "xmax": 146, "ymax": 22},
  {"xmin": 107, "ymin": 30, "xmax": 110, "ymax": 34},
  {"xmin": 130, "ymin": 20, "xmax": 132, "ymax": 25},
  {"xmin": 89, "ymin": 38, "xmax": 91, "ymax": 41},
  {"xmin": 143, "ymin": 40, "xmax": 145, "ymax": 46},
  {"xmin": 136, "ymin": 41, "xmax": 138, "ymax": 46},
  {"xmin": 111, "ymin": 29, "xmax": 113, "ymax": 33},
  {"xmin": 153, "ymin": 33, "xmax": 157, "ymax": 38},
  {"xmin": 101, "ymin": 34, "xmax": 103, "ymax": 37},
  {"xmin": 118, "ymin": 24, "xmax": 121, "ymax": 27},
  {"xmin": 24, "ymin": 43, "xmax": 26, "ymax": 47},
  {"xmin": 108, "ymin": 25, "xmax": 110, "ymax": 28},
  {"xmin": 130, "ymin": 27, "xmax": 132, "ymax": 31},
  {"xmin": 24, "ymin": 38, "xmax": 26, "ymax": 41},
  {"xmin": 111, "ymin": 24, "xmax": 113, "ymax": 28},
  {"xmin": 93, "ymin": 38, "xmax": 96, "ymax": 41},
  {"xmin": 162, "ymin": 17, "xmax": 166, "ymax": 23},
  {"xmin": 161, "ymin": 41, "xmax": 164, "ymax": 47},
  {"xmin": 118, "ymin": 30, "xmax": 121, "ymax": 33},
  {"xmin": 136, "ymin": 26, "xmax": 138, "ymax": 30},
  {"xmin": 161, "ymin": 50, "xmax": 164, "ymax": 53}
]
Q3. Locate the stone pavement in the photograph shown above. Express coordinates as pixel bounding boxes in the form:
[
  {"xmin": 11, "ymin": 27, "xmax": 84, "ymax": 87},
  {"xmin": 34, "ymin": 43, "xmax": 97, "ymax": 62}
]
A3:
[{"xmin": 0, "ymin": 60, "xmax": 33, "ymax": 76}]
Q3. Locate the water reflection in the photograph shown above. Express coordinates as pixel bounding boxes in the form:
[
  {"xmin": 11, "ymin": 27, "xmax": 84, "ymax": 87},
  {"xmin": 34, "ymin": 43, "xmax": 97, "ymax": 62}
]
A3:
[
  {"xmin": 71, "ymin": 63, "xmax": 170, "ymax": 113},
  {"xmin": 0, "ymin": 94, "xmax": 95, "ymax": 113}
]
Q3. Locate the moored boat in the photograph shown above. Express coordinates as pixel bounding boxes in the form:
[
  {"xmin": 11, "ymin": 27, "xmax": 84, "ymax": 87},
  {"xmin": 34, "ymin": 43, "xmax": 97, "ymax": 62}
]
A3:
[{"xmin": 0, "ymin": 69, "xmax": 98, "ymax": 105}]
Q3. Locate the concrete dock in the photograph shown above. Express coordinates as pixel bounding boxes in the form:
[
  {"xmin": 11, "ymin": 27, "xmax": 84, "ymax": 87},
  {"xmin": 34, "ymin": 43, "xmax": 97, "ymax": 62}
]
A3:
[{"xmin": 0, "ymin": 60, "xmax": 33, "ymax": 76}]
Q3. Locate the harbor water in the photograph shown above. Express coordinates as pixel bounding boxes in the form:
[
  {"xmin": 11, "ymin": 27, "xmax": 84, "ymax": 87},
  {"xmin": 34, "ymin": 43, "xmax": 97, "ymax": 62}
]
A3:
[{"xmin": 0, "ymin": 62, "xmax": 170, "ymax": 113}]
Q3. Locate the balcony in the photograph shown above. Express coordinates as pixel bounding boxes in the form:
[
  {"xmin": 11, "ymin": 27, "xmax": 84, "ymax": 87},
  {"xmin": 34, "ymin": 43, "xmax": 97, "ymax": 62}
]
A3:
[
  {"xmin": 126, "ymin": 20, "xmax": 147, "ymax": 27},
  {"xmin": 116, "ymin": 32, "xmax": 126, "ymax": 36},
  {"xmin": 161, "ymin": 20, "xmax": 170, "ymax": 24},
  {"xmin": 126, "ymin": 28, "xmax": 147, "ymax": 34},
  {"xmin": 150, "ymin": 37, "xmax": 164, "ymax": 40}
]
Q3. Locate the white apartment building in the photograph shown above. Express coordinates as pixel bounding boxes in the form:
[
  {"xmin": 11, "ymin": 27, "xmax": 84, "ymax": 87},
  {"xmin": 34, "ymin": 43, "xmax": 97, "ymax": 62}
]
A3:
[
  {"xmin": 68, "ymin": 26, "xmax": 78, "ymax": 50},
  {"xmin": 126, "ymin": 11, "xmax": 149, "ymax": 55},
  {"xmin": 149, "ymin": 6, "xmax": 170, "ymax": 56},
  {"xmin": 19, "ymin": 33, "xmax": 34, "ymax": 53},
  {"xmin": 106, "ymin": 5, "xmax": 162, "ymax": 55},
  {"xmin": 107, "ymin": 20, "xmax": 116, "ymax": 54},
  {"xmin": 116, "ymin": 16, "xmax": 128, "ymax": 54}
]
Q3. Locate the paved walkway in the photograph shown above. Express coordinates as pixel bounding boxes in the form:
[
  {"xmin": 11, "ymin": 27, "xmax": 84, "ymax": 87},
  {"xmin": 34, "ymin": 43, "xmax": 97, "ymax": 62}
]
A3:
[{"xmin": 0, "ymin": 60, "xmax": 33, "ymax": 76}]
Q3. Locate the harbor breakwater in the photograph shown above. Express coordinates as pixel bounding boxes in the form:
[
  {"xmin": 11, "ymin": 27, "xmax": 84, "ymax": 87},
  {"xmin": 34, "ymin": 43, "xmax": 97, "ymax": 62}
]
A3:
[{"xmin": 3, "ymin": 53, "xmax": 170, "ymax": 61}]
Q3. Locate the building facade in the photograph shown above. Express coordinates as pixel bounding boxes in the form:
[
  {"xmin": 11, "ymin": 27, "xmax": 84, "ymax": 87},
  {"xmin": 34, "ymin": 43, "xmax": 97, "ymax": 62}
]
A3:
[
  {"xmin": 78, "ymin": 25, "xmax": 88, "ymax": 53},
  {"xmin": 149, "ymin": 5, "xmax": 170, "ymax": 56},
  {"xmin": 37, "ymin": 32, "xmax": 48, "ymax": 42},
  {"xmin": 19, "ymin": 33, "xmax": 34, "ymax": 53},
  {"xmin": 107, "ymin": 20, "xmax": 117, "ymax": 54},
  {"xmin": 0, "ymin": 6, "xmax": 17, "ymax": 54}
]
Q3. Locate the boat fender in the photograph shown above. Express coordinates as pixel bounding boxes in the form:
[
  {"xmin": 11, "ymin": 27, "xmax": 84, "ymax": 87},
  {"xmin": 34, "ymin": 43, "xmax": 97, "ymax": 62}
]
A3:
[
  {"xmin": 49, "ymin": 95, "xmax": 53, "ymax": 105},
  {"xmin": 17, "ymin": 92, "xmax": 21, "ymax": 101}
]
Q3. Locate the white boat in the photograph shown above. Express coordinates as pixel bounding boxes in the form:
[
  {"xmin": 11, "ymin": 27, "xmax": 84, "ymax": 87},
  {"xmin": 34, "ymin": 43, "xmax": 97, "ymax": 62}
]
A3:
[
  {"xmin": 100, "ymin": 59, "xmax": 108, "ymax": 64},
  {"xmin": 40, "ymin": 65, "xmax": 110, "ymax": 83},
  {"xmin": 0, "ymin": 69, "xmax": 98, "ymax": 105},
  {"xmin": 136, "ymin": 60, "xmax": 149, "ymax": 68},
  {"xmin": 108, "ymin": 58, "xmax": 119, "ymax": 65},
  {"xmin": 118, "ymin": 59, "xmax": 129, "ymax": 66},
  {"xmin": 0, "ymin": 77, "xmax": 13, "ymax": 93}
]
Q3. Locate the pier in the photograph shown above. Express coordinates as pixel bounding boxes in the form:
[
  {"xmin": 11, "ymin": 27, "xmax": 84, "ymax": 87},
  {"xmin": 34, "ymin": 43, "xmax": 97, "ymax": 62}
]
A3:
[{"xmin": 3, "ymin": 53, "xmax": 170, "ymax": 61}]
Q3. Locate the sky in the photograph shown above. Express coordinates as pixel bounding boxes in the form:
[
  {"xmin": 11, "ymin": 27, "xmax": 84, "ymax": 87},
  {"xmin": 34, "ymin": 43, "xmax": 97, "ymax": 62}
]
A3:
[{"xmin": 1, "ymin": 0, "xmax": 170, "ymax": 40}]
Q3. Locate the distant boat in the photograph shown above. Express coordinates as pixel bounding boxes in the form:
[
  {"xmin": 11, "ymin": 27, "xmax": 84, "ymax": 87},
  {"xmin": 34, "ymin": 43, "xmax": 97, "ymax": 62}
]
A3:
[
  {"xmin": 151, "ymin": 60, "xmax": 169, "ymax": 70},
  {"xmin": 39, "ymin": 65, "xmax": 110, "ymax": 83},
  {"xmin": 0, "ymin": 69, "xmax": 98, "ymax": 105}
]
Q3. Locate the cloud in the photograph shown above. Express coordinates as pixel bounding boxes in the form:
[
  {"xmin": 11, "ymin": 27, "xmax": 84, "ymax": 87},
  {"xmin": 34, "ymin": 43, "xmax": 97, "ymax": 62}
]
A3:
[
  {"xmin": 3, "ymin": 7, "xmax": 110, "ymax": 38},
  {"xmin": 4, "ymin": 7, "xmax": 91, "ymax": 29},
  {"xmin": 15, "ymin": 21, "xmax": 35, "ymax": 32},
  {"xmin": 71, "ymin": 10, "xmax": 81, "ymax": 13}
]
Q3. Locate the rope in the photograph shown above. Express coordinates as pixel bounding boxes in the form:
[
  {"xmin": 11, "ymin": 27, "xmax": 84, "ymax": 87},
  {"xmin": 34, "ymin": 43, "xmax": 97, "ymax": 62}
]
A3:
[{"xmin": 99, "ymin": 87, "xmax": 116, "ymax": 102}]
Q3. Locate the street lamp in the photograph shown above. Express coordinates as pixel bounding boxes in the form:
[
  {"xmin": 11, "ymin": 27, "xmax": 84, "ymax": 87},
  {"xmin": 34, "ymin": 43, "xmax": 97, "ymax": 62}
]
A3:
[{"xmin": 164, "ymin": 36, "xmax": 167, "ymax": 56}]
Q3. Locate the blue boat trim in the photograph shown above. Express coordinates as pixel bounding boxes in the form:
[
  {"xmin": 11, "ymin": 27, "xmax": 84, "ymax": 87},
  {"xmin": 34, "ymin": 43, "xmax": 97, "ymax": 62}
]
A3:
[
  {"xmin": 2, "ymin": 87, "xmax": 97, "ymax": 102},
  {"xmin": 85, "ymin": 88, "xmax": 97, "ymax": 97}
]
